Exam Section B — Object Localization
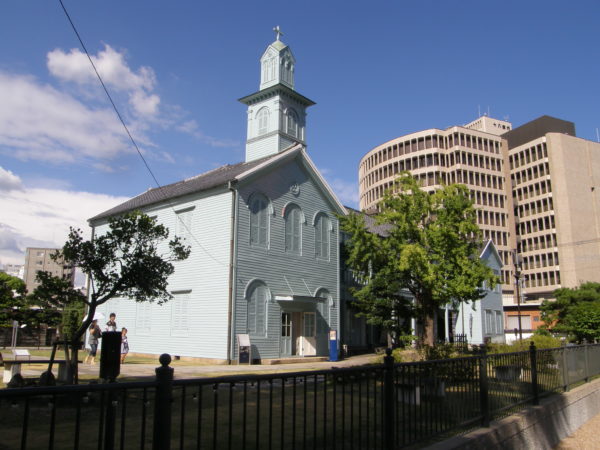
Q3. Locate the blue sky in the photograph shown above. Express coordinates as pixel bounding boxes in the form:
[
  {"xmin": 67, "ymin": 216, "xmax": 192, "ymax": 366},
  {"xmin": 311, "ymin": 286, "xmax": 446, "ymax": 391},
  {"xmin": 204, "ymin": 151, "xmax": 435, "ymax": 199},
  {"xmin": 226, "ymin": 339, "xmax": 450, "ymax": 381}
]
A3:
[{"xmin": 1, "ymin": 1, "xmax": 599, "ymax": 265}]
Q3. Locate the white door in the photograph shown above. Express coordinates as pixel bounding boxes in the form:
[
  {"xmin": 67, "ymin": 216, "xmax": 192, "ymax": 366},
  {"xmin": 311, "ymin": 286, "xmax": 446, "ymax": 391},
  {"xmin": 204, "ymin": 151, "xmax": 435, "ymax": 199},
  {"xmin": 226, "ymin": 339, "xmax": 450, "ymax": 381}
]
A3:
[
  {"xmin": 281, "ymin": 312, "xmax": 292, "ymax": 357},
  {"xmin": 302, "ymin": 312, "xmax": 317, "ymax": 356}
]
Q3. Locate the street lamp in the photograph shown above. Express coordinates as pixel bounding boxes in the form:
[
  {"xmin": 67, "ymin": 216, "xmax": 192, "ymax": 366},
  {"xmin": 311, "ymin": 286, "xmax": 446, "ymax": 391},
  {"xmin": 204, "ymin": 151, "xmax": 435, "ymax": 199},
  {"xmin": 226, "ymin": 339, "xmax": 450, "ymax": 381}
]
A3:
[{"xmin": 513, "ymin": 251, "xmax": 523, "ymax": 340}]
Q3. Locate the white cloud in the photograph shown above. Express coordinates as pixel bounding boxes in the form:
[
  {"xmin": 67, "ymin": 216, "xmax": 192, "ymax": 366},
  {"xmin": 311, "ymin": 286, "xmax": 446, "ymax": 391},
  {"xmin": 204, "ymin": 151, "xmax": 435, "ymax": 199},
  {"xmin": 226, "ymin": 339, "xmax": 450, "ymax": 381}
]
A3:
[
  {"xmin": 48, "ymin": 44, "xmax": 159, "ymax": 117},
  {"xmin": 327, "ymin": 177, "xmax": 359, "ymax": 208},
  {"xmin": 0, "ymin": 166, "xmax": 24, "ymax": 192},
  {"xmin": 0, "ymin": 172, "xmax": 129, "ymax": 265},
  {"xmin": 0, "ymin": 44, "xmax": 237, "ymax": 171},
  {"xmin": 0, "ymin": 71, "xmax": 134, "ymax": 163}
]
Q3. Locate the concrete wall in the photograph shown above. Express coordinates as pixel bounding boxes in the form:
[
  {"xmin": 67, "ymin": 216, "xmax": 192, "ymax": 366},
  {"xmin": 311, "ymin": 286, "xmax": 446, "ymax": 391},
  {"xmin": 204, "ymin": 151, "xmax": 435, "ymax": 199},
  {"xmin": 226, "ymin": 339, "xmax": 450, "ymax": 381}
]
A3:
[{"xmin": 426, "ymin": 378, "xmax": 600, "ymax": 449}]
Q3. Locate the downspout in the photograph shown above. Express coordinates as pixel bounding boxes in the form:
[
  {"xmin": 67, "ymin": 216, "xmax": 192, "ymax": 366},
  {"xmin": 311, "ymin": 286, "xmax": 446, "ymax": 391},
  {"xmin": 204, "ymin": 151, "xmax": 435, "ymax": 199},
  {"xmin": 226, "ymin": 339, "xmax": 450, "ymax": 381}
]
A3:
[{"xmin": 227, "ymin": 181, "xmax": 239, "ymax": 364}]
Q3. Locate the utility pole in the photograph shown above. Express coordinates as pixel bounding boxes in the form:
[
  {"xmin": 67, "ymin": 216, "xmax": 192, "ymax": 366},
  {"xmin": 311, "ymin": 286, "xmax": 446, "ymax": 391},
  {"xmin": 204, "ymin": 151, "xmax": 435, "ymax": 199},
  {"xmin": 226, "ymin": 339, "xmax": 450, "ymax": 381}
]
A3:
[{"xmin": 513, "ymin": 251, "xmax": 523, "ymax": 340}]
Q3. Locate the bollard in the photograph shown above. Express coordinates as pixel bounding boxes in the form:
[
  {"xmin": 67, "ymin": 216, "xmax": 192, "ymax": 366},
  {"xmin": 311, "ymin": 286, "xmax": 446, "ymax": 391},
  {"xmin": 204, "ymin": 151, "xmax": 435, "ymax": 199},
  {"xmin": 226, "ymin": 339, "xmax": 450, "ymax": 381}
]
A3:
[{"xmin": 153, "ymin": 354, "xmax": 174, "ymax": 450}]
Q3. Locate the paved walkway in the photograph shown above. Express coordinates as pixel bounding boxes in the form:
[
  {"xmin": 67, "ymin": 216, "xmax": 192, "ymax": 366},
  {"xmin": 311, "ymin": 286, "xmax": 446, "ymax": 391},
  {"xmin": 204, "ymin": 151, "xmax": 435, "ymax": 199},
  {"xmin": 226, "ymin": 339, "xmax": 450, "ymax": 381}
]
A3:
[
  {"xmin": 554, "ymin": 412, "xmax": 600, "ymax": 450},
  {"xmin": 14, "ymin": 353, "xmax": 377, "ymax": 381}
]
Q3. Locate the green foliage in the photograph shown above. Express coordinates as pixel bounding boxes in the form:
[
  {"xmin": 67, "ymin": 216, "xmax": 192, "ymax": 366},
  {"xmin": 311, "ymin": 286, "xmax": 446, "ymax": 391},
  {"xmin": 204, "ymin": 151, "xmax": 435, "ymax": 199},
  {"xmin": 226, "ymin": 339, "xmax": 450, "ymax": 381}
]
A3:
[
  {"xmin": 541, "ymin": 282, "xmax": 600, "ymax": 342},
  {"xmin": 419, "ymin": 342, "xmax": 457, "ymax": 361},
  {"xmin": 0, "ymin": 272, "xmax": 28, "ymax": 326},
  {"xmin": 340, "ymin": 174, "xmax": 497, "ymax": 343},
  {"xmin": 564, "ymin": 301, "xmax": 600, "ymax": 343},
  {"xmin": 487, "ymin": 335, "xmax": 562, "ymax": 354},
  {"xmin": 61, "ymin": 302, "xmax": 85, "ymax": 340}
]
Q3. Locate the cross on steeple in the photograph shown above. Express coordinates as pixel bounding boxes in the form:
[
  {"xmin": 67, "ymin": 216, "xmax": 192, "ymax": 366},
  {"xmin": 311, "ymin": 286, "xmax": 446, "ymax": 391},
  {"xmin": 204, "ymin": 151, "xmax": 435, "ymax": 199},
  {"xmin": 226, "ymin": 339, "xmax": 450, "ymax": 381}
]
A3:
[{"xmin": 273, "ymin": 25, "xmax": 283, "ymax": 41}]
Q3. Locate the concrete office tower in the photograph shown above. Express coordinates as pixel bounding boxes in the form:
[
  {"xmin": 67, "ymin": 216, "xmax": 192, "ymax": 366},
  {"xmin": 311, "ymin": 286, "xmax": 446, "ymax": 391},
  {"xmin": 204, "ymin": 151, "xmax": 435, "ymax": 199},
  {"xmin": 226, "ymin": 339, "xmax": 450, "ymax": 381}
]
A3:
[
  {"xmin": 23, "ymin": 248, "xmax": 74, "ymax": 293},
  {"xmin": 358, "ymin": 119, "xmax": 516, "ymax": 293},
  {"xmin": 505, "ymin": 116, "xmax": 600, "ymax": 304}
]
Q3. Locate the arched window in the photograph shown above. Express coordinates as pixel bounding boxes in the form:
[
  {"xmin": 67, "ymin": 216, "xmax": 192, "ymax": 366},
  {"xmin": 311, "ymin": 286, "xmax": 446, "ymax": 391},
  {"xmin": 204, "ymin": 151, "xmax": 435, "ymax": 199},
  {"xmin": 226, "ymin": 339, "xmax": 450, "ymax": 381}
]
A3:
[
  {"xmin": 284, "ymin": 204, "xmax": 302, "ymax": 254},
  {"xmin": 247, "ymin": 282, "xmax": 268, "ymax": 335},
  {"xmin": 257, "ymin": 108, "xmax": 270, "ymax": 135},
  {"xmin": 286, "ymin": 108, "xmax": 298, "ymax": 138},
  {"xmin": 249, "ymin": 194, "xmax": 269, "ymax": 247},
  {"xmin": 316, "ymin": 289, "xmax": 331, "ymax": 334},
  {"xmin": 314, "ymin": 213, "xmax": 330, "ymax": 259}
]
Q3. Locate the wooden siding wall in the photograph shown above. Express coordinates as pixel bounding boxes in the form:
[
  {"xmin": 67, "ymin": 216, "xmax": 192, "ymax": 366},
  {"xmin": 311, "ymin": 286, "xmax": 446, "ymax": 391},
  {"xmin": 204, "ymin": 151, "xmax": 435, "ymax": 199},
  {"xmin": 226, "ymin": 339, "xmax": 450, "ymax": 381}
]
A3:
[
  {"xmin": 233, "ymin": 158, "xmax": 340, "ymax": 360},
  {"xmin": 93, "ymin": 189, "xmax": 233, "ymax": 359},
  {"xmin": 455, "ymin": 245, "xmax": 505, "ymax": 345}
]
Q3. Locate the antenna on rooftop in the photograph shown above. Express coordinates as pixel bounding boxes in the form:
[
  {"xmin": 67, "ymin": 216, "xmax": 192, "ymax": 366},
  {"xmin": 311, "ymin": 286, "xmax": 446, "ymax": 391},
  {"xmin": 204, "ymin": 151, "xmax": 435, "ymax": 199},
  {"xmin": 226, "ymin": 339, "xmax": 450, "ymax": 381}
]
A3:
[
  {"xmin": 596, "ymin": 128, "xmax": 599, "ymax": 143},
  {"xmin": 478, "ymin": 105, "xmax": 481, "ymax": 117}
]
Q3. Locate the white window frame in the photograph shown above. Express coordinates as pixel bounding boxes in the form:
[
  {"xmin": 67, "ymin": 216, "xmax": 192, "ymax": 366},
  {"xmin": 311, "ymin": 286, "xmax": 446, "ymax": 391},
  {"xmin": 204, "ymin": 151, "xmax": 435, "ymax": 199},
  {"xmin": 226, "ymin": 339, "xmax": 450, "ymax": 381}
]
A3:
[
  {"xmin": 314, "ymin": 213, "xmax": 330, "ymax": 260},
  {"xmin": 171, "ymin": 291, "xmax": 191, "ymax": 337},
  {"xmin": 257, "ymin": 107, "xmax": 270, "ymax": 135},
  {"xmin": 136, "ymin": 302, "xmax": 152, "ymax": 336},
  {"xmin": 247, "ymin": 282, "xmax": 268, "ymax": 337},
  {"xmin": 286, "ymin": 108, "xmax": 298, "ymax": 138},
  {"xmin": 485, "ymin": 309, "xmax": 493, "ymax": 335},
  {"xmin": 176, "ymin": 207, "xmax": 194, "ymax": 242},
  {"xmin": 285, "ymin": 205, "xmax": 302, "ymax": 254},
  {"xmin": 249, "ymin": 194, "xmax": 269, "ymax": 248}
]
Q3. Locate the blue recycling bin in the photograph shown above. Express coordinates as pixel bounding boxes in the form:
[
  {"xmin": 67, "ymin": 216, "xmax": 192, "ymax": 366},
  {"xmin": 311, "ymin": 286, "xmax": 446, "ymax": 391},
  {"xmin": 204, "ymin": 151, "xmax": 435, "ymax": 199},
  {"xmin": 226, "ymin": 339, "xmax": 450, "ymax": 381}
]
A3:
[{"xmin": 329, "ymin": 330, "xmax": 338, "ymax": 362}]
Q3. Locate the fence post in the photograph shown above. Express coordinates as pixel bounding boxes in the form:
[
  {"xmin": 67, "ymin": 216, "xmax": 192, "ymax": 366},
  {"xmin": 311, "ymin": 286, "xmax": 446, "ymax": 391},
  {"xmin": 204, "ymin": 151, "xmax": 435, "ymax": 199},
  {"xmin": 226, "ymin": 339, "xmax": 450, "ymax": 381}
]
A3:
[
  {"xmin": 383, "ymin": 347, "xmax": 395, "ymax": 450},
  {"xmin": 103, "ymin": 390, "xmax": 117, "ymax": 450},
  {"xmin": 583, "ymin": 340, "xmax": 590, "ymax": 383},
  {"xmin": 479, "ymin": 345, "xmax": 490, "ymax": 427},
  {"xmin": 153, "ymin": 353, "xmax": 174, "ymax": 450},
  {"xmin": 561, "ymin": 343, "xmax": 570, "ymax": 392},
  {"xmin": 529, "ymin": 342, "xmax": 539, "ymax": 405}
]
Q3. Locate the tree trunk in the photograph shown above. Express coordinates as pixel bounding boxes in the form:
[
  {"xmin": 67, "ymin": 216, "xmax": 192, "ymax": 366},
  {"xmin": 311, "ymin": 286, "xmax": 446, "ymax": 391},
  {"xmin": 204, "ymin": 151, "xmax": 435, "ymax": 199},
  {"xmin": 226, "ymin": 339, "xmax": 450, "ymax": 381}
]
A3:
[{"xmin": 423, "ymin": 315, "xmax": 435, "ymax": 347}]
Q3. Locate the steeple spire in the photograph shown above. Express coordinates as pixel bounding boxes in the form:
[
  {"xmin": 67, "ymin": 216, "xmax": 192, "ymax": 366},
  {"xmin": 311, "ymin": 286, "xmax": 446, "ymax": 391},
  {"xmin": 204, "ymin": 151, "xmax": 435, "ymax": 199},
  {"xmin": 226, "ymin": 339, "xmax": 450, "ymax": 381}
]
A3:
[{"xmin": 239, "ymin": 29, "xmax": 315, "ymax": 162}]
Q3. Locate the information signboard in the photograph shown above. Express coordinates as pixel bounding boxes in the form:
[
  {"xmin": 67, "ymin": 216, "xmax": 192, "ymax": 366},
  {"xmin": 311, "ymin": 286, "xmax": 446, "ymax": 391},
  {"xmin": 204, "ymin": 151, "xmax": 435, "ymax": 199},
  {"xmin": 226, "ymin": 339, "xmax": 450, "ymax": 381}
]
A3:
[{"xmin": 237, "ymin": 334, "xmax": 251, "ymax": 365}]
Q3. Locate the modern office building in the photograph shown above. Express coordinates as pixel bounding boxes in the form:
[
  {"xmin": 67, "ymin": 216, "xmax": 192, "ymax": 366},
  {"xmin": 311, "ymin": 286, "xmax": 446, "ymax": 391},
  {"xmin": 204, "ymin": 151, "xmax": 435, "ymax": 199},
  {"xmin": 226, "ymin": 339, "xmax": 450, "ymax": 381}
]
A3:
[
  {"xmin": 23, "ymin": 247, "xmax": 75, "ymax": 293},
  {"xmin": 504, "ymin": 116, "xmax": 600, "ymax": 307},
  {"xmin": 358, "ymin": 115, "xmax": 600, "ymax": 331},
  {"xmin": 358, "ymin": 117, "xmax": 516, "ymax": 294}
]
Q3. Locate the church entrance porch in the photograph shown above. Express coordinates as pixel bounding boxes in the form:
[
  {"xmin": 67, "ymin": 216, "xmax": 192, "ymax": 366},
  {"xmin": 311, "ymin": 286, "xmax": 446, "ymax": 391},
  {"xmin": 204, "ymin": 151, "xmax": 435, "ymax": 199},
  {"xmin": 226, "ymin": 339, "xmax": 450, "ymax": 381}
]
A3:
[{"xmin": 279, "ymin": 309, "xmax": 320, "ymax": 358}]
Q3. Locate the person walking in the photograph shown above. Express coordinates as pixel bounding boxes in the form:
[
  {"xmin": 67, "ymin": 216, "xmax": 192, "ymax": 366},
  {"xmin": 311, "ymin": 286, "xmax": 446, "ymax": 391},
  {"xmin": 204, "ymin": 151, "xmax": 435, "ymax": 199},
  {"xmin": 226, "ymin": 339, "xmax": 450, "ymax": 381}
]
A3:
[
  {"xmin": 120, "ymin": 328, "xmax": 129, "ymax": 363},
  {"xmin": 85, "ymin": 319, "xmax": 102, "ymax": 365},
  {"xmin": 105, "ymin": 313, "xmax": 117, "ymax": 331}
]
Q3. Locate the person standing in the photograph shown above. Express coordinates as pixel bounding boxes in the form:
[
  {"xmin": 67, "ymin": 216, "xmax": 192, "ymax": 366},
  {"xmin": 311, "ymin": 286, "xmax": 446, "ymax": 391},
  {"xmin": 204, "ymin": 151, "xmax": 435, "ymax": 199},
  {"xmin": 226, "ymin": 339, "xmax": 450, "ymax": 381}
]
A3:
[
  {"xmin": 85, "ymin": 319, "xmax": 102, "ymax": 365},
  {"xmin": 120, "ymin": 328, "xmax": 129, "ymax": 363},
  {"xmin": 105, "ymin": 313, "xmax": 117, "ymax": 331}
]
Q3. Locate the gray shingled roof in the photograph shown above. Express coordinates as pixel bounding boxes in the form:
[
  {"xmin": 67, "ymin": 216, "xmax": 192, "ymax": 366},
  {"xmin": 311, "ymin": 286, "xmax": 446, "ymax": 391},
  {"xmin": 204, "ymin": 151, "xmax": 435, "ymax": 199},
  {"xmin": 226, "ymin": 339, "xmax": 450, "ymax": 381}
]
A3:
[
  {"xmin": 89, "ymin": 153, "xmax": 279, "ymax": 222},
  {"xmin": 344, "ymin": 207, "xmax": 391, "ymax": 237}
]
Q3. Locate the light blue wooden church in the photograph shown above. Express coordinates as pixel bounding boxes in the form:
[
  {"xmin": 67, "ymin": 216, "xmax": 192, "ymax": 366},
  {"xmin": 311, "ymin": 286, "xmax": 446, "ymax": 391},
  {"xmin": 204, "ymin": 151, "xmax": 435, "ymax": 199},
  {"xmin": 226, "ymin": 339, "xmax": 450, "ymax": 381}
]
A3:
[{"xmin": 89, "ymin": 30, "xmax": 347, "ymax": 363}]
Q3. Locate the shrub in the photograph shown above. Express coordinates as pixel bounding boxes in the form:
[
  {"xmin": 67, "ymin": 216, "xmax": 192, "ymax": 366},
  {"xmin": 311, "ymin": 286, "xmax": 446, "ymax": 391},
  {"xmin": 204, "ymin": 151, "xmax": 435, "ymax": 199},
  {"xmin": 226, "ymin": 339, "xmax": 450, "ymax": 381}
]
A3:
[{"xmin": 419, "ymin": 342, "xmax": 457, "ymax": 361}]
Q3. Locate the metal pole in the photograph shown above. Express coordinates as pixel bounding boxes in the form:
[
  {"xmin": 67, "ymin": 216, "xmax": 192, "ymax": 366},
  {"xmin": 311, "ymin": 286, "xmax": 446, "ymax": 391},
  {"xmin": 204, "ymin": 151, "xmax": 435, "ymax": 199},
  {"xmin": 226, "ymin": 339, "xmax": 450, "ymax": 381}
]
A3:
[{"xmin": 513, "ymin": 251, "xmax": 523, "ymax": 340}]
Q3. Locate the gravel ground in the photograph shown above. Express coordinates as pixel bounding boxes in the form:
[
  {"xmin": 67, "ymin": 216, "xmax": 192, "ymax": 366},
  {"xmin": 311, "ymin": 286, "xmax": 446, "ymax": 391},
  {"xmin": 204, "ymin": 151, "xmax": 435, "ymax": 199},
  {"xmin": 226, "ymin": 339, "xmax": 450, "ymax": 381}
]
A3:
[{"xmin": 554, "ymin": 412, "xmax": 600, "ymax": 450}]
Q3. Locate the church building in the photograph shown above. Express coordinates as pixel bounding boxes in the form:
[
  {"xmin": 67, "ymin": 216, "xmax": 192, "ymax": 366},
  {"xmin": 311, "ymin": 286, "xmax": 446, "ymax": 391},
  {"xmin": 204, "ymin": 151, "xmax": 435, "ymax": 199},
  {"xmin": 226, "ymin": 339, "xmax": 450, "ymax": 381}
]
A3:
[{"xmin": 89, "ymin": 30, "xmax": 347, "ymax": 363}]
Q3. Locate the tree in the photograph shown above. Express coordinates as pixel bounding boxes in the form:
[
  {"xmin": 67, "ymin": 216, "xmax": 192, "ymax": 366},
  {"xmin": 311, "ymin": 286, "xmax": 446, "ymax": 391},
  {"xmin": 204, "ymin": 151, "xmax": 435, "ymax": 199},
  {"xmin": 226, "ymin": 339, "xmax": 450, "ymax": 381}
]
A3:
[
  {"xmin": 541, "ymin": 282, "xmax": 600, "ymax": 341},
  {"xmin": 32, "ymin": 211, "xmax": 190, "ymax": 383},
  {"xmin": 340, "ymin": 174, "xmax": 498, "ymax": 346},
  {"xmin": 0, "ymin": 272, "xmax": 27, "ymax": 326}
]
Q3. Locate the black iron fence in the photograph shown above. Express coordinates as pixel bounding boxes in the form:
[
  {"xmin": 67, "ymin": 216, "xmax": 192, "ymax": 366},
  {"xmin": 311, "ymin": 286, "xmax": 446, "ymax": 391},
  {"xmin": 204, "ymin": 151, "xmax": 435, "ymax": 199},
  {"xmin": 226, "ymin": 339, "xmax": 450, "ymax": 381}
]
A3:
[{"xmin": 1, "ymin": 343, "xmax": 600, "ymax": 449}]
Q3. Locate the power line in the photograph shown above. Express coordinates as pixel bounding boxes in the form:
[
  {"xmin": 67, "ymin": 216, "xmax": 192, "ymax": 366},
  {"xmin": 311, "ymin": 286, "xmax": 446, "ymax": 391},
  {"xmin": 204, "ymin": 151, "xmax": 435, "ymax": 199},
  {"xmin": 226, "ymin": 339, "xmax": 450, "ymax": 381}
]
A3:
[{"xmin": 57, "ymin": 0, "xmax": 227, "ymax": 267}]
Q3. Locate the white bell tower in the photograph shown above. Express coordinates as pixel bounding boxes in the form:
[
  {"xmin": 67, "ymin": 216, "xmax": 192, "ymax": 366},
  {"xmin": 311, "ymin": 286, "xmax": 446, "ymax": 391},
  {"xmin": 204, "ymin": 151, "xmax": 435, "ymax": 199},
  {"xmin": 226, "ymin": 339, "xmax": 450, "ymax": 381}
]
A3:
[{"xmin": 239, "ymin": 27, "xmax": 315, "ymax": 162}]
